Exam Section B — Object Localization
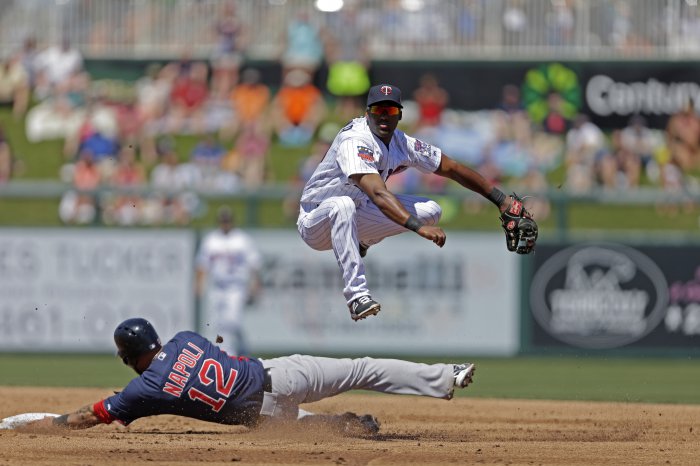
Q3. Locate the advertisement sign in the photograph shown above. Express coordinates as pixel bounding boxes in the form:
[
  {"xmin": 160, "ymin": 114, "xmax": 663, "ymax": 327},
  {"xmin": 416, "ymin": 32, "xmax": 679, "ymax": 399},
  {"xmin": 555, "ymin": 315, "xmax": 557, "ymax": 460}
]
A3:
[
  {"xmin": 526, "ymin": 243, "xmax": 700, "ymax": 353},
  {"xmin": 372, "ymin": 61, "xmax": 700, "ymax": 129},
  {"xmin": 242, "ymin": 231, "xmax": 520, "ymax": 356},
  {"xmin": 0, "ymin": 229, "xmax": 195, "ymax": 351}
]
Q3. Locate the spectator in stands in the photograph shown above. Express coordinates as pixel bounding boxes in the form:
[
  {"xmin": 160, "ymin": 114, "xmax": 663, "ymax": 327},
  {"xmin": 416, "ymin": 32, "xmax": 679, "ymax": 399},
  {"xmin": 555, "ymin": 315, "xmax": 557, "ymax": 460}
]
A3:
[
  {"xmin": 190, "ymin": 133, "xmax": 231, "ymax": 191},
  {"xmin": 228, "ymin": 120, "xmax": 270, "ymax": 188},
  {"xmin": 564, "ymin": 114, "xmax": 609, "ymax": 192},
  {"xmin": 0, "ymin": 127, "xmax": 16, "ymax": 184},
  {"xmin": 226, "ymin": 68, "xmax": 270, "ymax": 140},
  {"xmin": 104, "ymin": 147, "xmax": 146, "ymax": 226},
  {"xmin": 665, "ymin": 99, "xmax": 700, "ymax": 172},
  {"xmin": 192, "ymin": 133, "xmax": 226, "ymax": 168},
  {"xmin": 599, "ymin": 130, "xmax": 633, "ymax": 189},
  {"xmin": 542, "ymin": 92, "xmax": 571, "ymax": 135},
  {"xmin": 136, "ymin": 63, "xmax": 179, "ymax": 163},
  {"xmin": 18, "ymin": 37, "xmax": 39, "ymax": 88},
  {"xmin": 77, "ymin": 128, "xmax": 120, "ymax": 173},
  {"xmin": 271, "ymin": 69, "xmax": 325, "ymax": 147},
  {"xmin": 457, "ymin": 0, "xmax": 482, "ymax": 45},
  {"xmin": 211, "ymin": 1, "xmax": 246, "ymax": 97},
  {"xmin": 495, "ymin": 84, "xmax": 531, "ymax": 146},
  {"xmin": 281, "ymin": 10, "xmax": 325, "ymax": 76},
  {"xmin": 0, "ymin": 54, "xmax": 30, "ymax": 119},
  {"xmin": 34, "ymin": 38, "xmax": 84, "ymax": 96},
  {"xmin": 546, "ymin": 0, "xmax": 575, "ymax": 47},
  {"xmin": 324, "ymin": 4, "xmax": 371, "ymax": 120},
  {"xmin": 168, "ymin": 62, "xmax": 210, "ymax": 134},
  {"xmin": 148, "ymin": 145, "xmax": 195, "ymax": 225},
  {"xmin": 613, "ymin": 115, "xmax": 658, "ymax": 187},
  {"xmin": 136, "ymin": 63, "xmax": 173, "ymax": 128},
  {"xmin": 58, "ymin": 149, "xmax": 102, "ymax": 225},
  {"xmin": 502, "ymin": 0, "xmax": 528, "ymax": 47},
  {"xmin": 412, "ymin": 73, "xmax": 449, "ymax": 130}
]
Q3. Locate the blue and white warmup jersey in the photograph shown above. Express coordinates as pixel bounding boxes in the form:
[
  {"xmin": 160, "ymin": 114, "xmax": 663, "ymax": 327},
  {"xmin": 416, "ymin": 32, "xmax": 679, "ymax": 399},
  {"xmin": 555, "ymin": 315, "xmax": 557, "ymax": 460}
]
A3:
[
  {"xmin": 300, "ymin": 117, "xmax": 443, "ymax": 205},
  {"xmin": 95, "ymin": 331, "xmax": 266, "ymax": 426}
]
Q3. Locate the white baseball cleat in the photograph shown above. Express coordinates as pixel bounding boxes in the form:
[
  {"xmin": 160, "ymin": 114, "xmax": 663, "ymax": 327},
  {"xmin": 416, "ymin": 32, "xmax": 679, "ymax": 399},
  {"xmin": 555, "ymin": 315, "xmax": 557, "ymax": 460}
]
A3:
[{"xmin": 453, "ymin": 363, "xmax": 476, "ymax": 389}]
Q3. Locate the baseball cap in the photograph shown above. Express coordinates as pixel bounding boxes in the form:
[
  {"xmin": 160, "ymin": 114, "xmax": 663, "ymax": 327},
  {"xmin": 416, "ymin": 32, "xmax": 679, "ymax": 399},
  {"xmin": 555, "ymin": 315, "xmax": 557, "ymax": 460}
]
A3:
[{"xmin": 366, "ymin": 84, "xmax": 403, "ymax": 108}]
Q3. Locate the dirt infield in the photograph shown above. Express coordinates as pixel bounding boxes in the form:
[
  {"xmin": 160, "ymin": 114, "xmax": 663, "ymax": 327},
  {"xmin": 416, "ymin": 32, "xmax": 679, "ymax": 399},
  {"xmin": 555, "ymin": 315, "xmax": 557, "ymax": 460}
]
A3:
[{"xmin": 1, "ymin": 387, "xmax": 698, "ymax": 465}]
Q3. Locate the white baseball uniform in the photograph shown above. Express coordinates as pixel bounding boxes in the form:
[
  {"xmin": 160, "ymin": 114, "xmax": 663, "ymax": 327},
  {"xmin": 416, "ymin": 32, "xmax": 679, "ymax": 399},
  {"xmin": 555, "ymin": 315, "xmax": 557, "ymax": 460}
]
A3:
[
  {"xmin": 196, "ymin": 228, "xmax": 261, "ymax": 355},
  {"xmin": 297, "ymin": 117, "xmax": 443, "ymax": 304}
]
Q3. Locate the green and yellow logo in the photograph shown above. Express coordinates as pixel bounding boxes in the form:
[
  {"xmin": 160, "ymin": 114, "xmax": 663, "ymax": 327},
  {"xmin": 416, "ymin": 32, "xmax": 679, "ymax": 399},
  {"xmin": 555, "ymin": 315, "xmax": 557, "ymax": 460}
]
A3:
[{"xmin": 522, "ymin": 63, "xmax": 581, "ymax": 123}]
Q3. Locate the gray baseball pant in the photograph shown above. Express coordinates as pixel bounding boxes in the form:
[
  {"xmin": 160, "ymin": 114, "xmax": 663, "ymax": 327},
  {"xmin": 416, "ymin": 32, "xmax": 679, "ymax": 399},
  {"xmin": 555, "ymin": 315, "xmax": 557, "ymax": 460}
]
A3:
[
  {"xmin": 259, "ymin": 355, "xmax": 455, "ymax": 419},
  {"xmin": 297, "ymin": 194, "xmax": 442, "ymax": 304}
]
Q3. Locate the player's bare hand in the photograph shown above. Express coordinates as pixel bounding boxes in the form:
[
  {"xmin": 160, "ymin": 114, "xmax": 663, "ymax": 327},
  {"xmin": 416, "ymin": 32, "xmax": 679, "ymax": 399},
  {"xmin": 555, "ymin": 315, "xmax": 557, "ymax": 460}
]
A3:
[{"xmin": 417, "ymin": 225, "xmax": 446, "ymax": 247}]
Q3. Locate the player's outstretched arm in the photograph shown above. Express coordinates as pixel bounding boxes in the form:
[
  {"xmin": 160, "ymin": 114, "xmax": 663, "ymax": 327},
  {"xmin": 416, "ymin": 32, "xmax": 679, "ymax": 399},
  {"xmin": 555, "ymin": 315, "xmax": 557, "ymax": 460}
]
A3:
[
  {"xmin": 53, "ymin": 404, "xmax": 103, "ymax": 429},
  {"xmin": 433, "ymin": 154, "xmax": 510, "ymax": 211},
  {"xmin": 29, "ymin": 404, "xmax": 103, "ymax": 430},
  {"xmin": 351, "ymin": 173, "xmax": 446, "ymax": 247}
]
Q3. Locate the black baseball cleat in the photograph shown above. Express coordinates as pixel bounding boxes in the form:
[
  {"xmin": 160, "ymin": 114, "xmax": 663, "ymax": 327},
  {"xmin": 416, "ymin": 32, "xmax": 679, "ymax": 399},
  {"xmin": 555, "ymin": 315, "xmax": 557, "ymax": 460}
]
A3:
[
  {"xmin": 349, "ymin": 295, "xmax": 381, "ymax": 321},
  {"xmin": 359, "ymin": 242, "xmax": 370, "ymax": 258}
]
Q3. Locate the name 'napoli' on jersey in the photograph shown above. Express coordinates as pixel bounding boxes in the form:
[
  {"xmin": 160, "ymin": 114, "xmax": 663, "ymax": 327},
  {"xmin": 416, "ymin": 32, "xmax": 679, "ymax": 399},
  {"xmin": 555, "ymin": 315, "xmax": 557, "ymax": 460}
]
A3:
[{"xmin": 99, "ymin": 331, "xmax": 266, "ymax": 426}]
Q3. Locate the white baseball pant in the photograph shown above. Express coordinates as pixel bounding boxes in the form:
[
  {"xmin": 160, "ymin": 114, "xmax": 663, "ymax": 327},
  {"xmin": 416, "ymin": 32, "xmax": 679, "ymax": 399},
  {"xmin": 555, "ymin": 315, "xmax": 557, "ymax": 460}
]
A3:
[
  {"xmin": 297, "ymin": 194, "xmax": 442, "ymax": 304},
  {"xmin": 259, "ymin": 355, "xmax": 455, "ymax": 419},
  {"xmin": 206, "ymin": 287, "xmax": 248, "ymax": 355}
]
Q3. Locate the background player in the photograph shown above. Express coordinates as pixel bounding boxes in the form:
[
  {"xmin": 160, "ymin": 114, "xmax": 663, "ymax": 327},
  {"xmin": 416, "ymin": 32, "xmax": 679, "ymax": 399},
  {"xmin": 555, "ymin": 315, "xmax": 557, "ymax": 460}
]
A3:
[
  {"xmin": 23, "ymin": 317, "xmax": 476, "ymax": 432},
  {"xmin": 298, "ymin": 83, "xmax": 533, "ymax": 321},
  {"xmin": 195, "ymin": 206, "xmax": 262, "ymax": 355}
]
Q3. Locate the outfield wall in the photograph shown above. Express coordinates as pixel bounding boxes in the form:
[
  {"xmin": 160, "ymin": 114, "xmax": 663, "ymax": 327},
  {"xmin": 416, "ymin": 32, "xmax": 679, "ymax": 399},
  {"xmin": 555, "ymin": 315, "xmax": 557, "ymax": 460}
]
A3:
[
  {"xmin": 2, "ymin": 228, "xmax": 698, "ymax": 356},
  {"xmin": 0, "ymin": 228, "xmax": 519, "ymax": 356},
  {"xmin": 0, "ymin": 229, "xmax": 195, "ymax": 352}
]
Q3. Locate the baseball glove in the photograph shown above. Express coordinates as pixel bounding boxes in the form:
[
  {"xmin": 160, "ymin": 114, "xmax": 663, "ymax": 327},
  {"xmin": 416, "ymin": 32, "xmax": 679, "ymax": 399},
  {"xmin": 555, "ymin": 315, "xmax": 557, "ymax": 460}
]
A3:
[{"xmin": 500, "ymin": 193, "xmax": 538, "ymax": 254}]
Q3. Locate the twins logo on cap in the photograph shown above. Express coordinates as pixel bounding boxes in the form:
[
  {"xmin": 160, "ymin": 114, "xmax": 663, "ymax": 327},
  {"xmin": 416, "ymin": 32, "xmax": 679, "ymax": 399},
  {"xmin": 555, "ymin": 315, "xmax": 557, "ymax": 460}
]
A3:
[{"xmin": 380, "ymin": 85, "xmax": 392, "ymax": 95}]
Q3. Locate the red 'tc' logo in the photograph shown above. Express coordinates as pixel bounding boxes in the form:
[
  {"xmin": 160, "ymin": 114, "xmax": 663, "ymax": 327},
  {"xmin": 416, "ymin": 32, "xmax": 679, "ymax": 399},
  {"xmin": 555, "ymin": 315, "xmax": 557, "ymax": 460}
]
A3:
[{"xmin": 380, "ymin": 86, "xmax": 392, "ymax": 95}]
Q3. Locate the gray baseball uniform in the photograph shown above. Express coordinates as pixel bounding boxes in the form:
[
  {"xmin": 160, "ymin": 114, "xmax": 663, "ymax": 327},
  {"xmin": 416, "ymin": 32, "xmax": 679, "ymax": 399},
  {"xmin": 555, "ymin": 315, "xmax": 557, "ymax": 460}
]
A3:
[
  {"xmin": 259, "ymin": 355, "xmax": 456, "ymax": 419},
  {"xmin": 297, "ymin": 117, "xmax": 443, "ymax": 304}
]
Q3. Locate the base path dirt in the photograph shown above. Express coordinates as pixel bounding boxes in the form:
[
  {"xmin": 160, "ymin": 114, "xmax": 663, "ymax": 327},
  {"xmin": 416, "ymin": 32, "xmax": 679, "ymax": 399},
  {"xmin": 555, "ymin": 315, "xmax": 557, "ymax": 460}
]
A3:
[{"xmin": 0, "ymin": 387, "xmax": 698, "ymax": 465}]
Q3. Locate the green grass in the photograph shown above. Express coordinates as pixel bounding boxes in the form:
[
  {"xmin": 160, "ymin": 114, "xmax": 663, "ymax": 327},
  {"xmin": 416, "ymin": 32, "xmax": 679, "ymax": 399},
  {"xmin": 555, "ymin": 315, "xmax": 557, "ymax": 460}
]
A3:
[
  {"xmin": 463, "ymin": 357, "xmax": 700, "ymax": 404},
  {"xmin": 0, "ymin": 354, "xmax": 697, "ymax": 404}
]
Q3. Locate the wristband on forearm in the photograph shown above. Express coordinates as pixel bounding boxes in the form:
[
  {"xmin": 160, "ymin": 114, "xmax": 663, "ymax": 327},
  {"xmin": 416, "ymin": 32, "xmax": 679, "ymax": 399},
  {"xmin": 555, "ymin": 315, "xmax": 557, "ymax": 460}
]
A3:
[
  {"xmin": 487, "ymin": 187, "xmax": 507, "ymax": 208},
  {"xmin": 404, "ymin": 215, "xmax": 424, "ymax": 232}
]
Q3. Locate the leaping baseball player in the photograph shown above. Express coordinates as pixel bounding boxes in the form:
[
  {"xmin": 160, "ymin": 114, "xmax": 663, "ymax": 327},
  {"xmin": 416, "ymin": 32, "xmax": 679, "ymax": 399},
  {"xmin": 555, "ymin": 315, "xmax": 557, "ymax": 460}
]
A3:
[
  {"xmin": 11, "ymin": 317, "xmax": 475, "ymax": 433},
  {"xmin": 297, "ymin": 83, "xmax": 538, "ymax": 321}
]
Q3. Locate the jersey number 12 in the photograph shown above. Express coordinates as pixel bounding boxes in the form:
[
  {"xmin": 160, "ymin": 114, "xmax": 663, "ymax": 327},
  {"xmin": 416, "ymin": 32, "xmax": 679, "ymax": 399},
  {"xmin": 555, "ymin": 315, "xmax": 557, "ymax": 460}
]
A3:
[{"xmin": 187, "ymin": 359, "xmax": 238, "ymax": 412}]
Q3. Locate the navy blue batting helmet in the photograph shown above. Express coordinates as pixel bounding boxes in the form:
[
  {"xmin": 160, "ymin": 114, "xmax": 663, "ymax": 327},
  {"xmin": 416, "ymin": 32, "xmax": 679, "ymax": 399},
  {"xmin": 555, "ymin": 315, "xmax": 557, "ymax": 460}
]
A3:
[{"xmin": 114, "ymin": 318, "xmax": 161, "ymax": 366}]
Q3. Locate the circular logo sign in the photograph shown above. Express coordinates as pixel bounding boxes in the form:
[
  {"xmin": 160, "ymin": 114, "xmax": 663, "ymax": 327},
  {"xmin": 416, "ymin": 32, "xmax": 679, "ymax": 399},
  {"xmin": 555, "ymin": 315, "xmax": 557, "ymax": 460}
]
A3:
[
  {"xmin": 530, "ymin": 244, "xmax": 669, "ymax": 349},
  {"xmin": 522, "ymin": 63, "xmax": 581, "ymax": 123}
]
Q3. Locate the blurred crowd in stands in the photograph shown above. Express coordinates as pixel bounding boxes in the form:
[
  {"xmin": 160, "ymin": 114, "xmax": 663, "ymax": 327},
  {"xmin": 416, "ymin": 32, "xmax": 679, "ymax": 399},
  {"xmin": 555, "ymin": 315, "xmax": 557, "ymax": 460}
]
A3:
[{"xmin": 0, "ymin": 0, "xmax": 699, "ymax": 226}]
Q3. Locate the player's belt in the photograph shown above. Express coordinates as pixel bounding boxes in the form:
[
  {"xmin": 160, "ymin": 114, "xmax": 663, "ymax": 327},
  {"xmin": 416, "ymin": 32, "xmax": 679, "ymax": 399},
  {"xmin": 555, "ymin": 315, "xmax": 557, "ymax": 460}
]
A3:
[{"xmin": 263, "ymin": 368, "xmax": 272, "ymax": 393}]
